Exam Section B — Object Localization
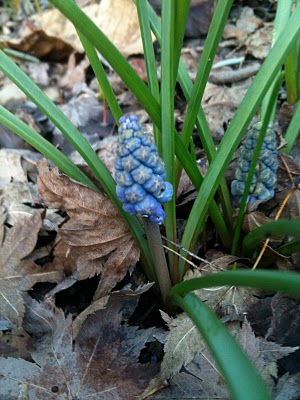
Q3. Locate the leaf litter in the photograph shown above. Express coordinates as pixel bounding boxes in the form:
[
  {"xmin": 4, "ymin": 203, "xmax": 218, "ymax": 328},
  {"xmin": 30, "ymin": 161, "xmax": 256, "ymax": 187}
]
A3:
[
  {"xmin": 0, "ymin": 292, "xmax": 159, "ymax": 400},
  {"xmin": 0, "ymin": 208, "xmax": 64, "ymax": 327}
]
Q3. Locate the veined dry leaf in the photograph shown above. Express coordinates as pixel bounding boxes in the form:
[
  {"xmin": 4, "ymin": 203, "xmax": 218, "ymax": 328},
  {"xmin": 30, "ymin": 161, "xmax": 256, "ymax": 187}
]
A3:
[
  {"xmin": 146, "ymin": 312, "xmax": 206, "ymax": 394},
  {"xmin": 37, "ymin": 159, "xmax": 140, "ymax": 299},
  {"xmin": 0, "ymin": 294, "xmax": 158, "ymax": 399},
  {"xmin": 72, "ymin": 283, "xmax": 153, "ymax": 338},
  {"xmin": 148, "ymin": 317, "xmax": 297, "ymax": 399},
  {"xmin": 0, "ymin": 209, "xmax": 64, "ymax": 326},
  {"xmin": 148, "ymin": 348, "xmax": 230, "ymax": 399},
  {"xmin": 242, "ymin": 211, "xmax": 273, "ymax": 234},
  {"xmin": 184, "ymin": 255, "xmax": 259, "ymax": 319},
  {"xmin": 5, "ymin": 0, "xmax": 150, "ymax": 60},
  {"xmin": 234, "ymin": 318, "xmax": 298, "ymax": 385}
]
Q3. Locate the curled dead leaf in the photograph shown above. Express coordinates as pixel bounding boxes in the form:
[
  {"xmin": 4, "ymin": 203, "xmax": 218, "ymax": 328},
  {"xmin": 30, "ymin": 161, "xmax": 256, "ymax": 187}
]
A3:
[{"xmin": 37, "ymin": 159, "xmax": 140, "ymax": 300}]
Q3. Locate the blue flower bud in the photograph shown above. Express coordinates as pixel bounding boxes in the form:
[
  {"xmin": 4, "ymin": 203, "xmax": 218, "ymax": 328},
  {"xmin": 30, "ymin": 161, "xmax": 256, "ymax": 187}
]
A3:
[
  {"xmin": 115, "ymin": 115, "xmax": 173, "ymax": 223},
  {"xmin": 156, "ymin": 182, "xmax": 173, "ymax": 203},
  {"xmin": 131, "ymin": 164, "xmax": 153, "ymax": 184},
  {"xmin": 116, "ymin": 185, "xmax": 126, "ymax": 202},
  {"xmin": 123, "ymin": 202, "xmax": 137, "ymax": 215},
  {"xmin": 124, "ymin": 183, "xmax": 146, "ymax": 203},
  {"xmin": 231, "ymin": 123, "xmax": 278, "ymax": 205},
  {"xmin": 121, "ymin": 154, "xmax": 140, "ymax": 171}
]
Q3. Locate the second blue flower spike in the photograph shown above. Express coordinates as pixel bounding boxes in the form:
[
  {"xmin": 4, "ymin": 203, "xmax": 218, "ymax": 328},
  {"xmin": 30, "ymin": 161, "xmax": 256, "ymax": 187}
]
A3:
[{"xmin": 115, "ymin": 115, "xmax": 173, "ymax": 224}]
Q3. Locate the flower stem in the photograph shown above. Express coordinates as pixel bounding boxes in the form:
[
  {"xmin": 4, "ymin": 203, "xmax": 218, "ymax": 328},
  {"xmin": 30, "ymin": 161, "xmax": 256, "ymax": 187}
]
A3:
[{"xmin": 142, "ymin": 217, "xmax": 172, "ymax": 304}]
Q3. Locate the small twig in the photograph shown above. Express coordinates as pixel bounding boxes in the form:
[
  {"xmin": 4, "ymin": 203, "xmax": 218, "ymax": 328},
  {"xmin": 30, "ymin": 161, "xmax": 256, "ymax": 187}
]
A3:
[
  {"xmin": 209, "ymin": 63, "xmax": 261, "ymax": 85},
  {"xmin": 142, "ymin": 218, "xmax": 172, "ymax": 304}
]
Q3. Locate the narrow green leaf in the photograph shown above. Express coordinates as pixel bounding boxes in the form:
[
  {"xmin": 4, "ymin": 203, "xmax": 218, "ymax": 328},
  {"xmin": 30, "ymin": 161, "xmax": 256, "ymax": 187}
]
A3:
[
  {"xmin": 146, "ymin": 1, "xmax": 233, "ymax": 238},
  {"xmin": 178, "ymin": 6, "xmax": 300, "ymax": 277},
  {"xmin": 277, "ymin": 238, "xmax": 300, "ymax": 256},
  {"xmin": 242, "ymin": 219, "xmax": 300, "ymax": 257},
  {"xmin": 0, "ymin": 105, "xmax": 97, "ymax": 190},
  {"xmin": 170, "ymin": 270, "xmax": 300, "ymax": 297},
  {"xmin": 49, "ymin": 0, "xmax": 161, "ymax": 127},
  {"xmin": 281, "ymin": 97, "xmax": 300, "ymax": 154},
  {"xmin": 173, "ymin": 0, "xmax": 191, "ymax": 87},
  {"xmin": 172, "ymin": 293, "xmax": 272, "ymax": 400},
  {"xmin": 161, "ymin": 0, "xmax": 177, "ymax": 279},
  {"xmin": 77, "ymin": 31, "xmax": 122, "ymax": 122},
  {"xmin": 135, "ymin": 0, "xmax": 161, "ymax": 148},
  {"xmin": 180, "ymin": 0, "xmax": 233, "ymax": 146}
]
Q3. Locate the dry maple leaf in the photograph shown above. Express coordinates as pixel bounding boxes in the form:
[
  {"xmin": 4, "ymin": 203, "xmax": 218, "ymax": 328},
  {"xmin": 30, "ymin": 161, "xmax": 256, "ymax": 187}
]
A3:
[
  {"xmin": 0, "ymin": 294, "xmax": 159, "ymax": 400},
  {"xmin": 37, "ymin": 159, "xmax": 140, "ymax": 299},
  {"xmin": 0, "ymin": 208, "xmax": 64, "ymax": 326}
]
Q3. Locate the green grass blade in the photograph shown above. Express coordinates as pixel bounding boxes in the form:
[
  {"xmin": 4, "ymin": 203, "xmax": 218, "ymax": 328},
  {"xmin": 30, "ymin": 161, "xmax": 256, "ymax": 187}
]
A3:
[
  {"xmin": 172, "ymin": 292, "xmax": 272, "ymax": 400},
  {"xmin": 170, "ymin": 269, "xmax": 300, "ymax": 297},
  {"xmin": 135, "ymin": 0, "xmax": 161, "ymax": 149},
  {"xmin": 178, "ymin": 6, "xmax": 300, "ymax": 278},
  {"xmin": 281, "ymin": 97, "xmax": 300, "ymax": 154},
  {"xmin": 0, "ymin": 105, "xmax": 97, "ymax": 190},
  {"xmin": 160, "ymin": 0, "xmax": 177, "ymax": 280},
  {"xmin": 242, "ymin": 219, "xmax": 300, "ymax": 257},
  {"xmin": 77, "ymin": 31, "xmax": 122, "ymax": 123}
]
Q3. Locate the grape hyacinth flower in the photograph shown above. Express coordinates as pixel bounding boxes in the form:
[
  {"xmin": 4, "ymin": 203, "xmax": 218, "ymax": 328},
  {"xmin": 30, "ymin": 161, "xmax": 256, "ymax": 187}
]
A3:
[
  {"xmin": 114, "ymin": 115, "xmax": 173, "ymax": 224},
  {"xmin": 231, "ymin": 122, "xmax": 278, "ymax": 205}
]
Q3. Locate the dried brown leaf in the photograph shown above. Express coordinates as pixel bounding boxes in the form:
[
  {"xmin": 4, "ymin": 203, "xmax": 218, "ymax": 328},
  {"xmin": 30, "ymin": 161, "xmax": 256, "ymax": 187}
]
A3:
[
  {"xmin": 234, "ymin": 318, "xmax": 298, "ymax": 385},
  {"xmin": 242, "ymin": 211, "xmax": 273, "ymax": 234},
  {"xmin": 0, "ymin": 294, "xmax": 158, "ymax": 399},
  {"xmin": 146, "ymin": 312, "xmax": 206, "ymax": 393},
  {"xmin": 0, "ymin": 209, "xmax": 63, "ymax": 326},
  {"xmin": 37, "ymin": 159, "xmax": 140, "ymax": 299}
]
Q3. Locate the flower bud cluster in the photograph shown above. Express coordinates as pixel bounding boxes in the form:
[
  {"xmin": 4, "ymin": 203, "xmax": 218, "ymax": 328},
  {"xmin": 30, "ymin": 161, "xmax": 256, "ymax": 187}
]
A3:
[
  {"xmin": 231, "ymin": 122, "xmax": 278, "ymax": 204},
  {"xmin": 114, "ymin": 115, "xmax": 173, "ymax": 224}
]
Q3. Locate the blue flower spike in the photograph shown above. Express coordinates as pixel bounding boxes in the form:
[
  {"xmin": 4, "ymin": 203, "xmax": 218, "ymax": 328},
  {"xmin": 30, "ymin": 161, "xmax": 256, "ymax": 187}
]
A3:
[
  {"xmin": 231, "ymin": 122, "xmax": 278, "ymax": 205},
  {"xmin": 115, "ymin": 115, "xmax": 173, "ymax": 224}
]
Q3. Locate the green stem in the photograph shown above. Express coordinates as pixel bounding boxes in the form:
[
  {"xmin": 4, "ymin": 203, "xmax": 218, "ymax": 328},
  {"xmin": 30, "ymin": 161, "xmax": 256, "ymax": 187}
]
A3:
[{"xmin": 142, "ymin": 218, "xmax": 172, "ymax": 304}]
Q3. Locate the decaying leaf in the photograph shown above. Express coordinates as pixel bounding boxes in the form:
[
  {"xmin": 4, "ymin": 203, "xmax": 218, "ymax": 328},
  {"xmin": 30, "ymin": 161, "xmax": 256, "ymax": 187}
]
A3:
[
  {"xmin": 184, "ymin": 256, "xmax": 260, "ymax": 319},
  {"xmin": 148, "ymin": 348, "xmax": 230, "ymax": 399},
  {"xmin": 72, "ymin": 283, "xmax": 153, "ymax": 338},
  {"xmin": 37, "ymin": 159, "xmax": 140, "ymax": 300},
  {"xmin": 0, "ymin": 294, "xmax": 159, "ymax": 399},
  {"xmin": 146, "ymin": 316, "xmax": 297, "ymax": 399},
  {"xmin": 145, "ymin": 312, "xmax": 206, "ymax": 394},
  {"xmin": 0, "ymin": 209, "xmax": 64, "ymax": 326},
  {"xmin": 3, "ymin": 0, "xmax": 150, "ymax": 60},
  {"xmin": 223, "ymin": 7, "xmax": 272, "ymax": 59},
  {"xmin": 274, "ymin": 373, "xmax": 300, "ymax": 400},
  {"xmin": 234, "ymin": 318, "xmax": 298, "ymax": 386}
]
